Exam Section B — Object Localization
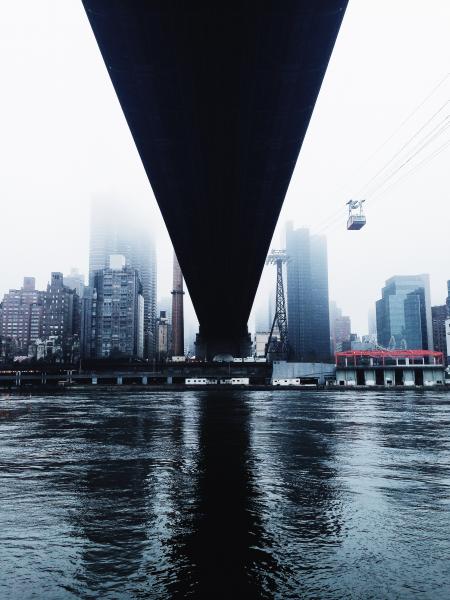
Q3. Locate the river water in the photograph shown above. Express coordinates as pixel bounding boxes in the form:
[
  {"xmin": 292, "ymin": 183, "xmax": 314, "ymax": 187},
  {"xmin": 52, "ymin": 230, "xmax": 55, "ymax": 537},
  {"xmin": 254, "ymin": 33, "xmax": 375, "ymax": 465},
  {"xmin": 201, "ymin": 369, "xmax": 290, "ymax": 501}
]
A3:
[{"xmin": 1, "ymin": 389, "xmax": 449, "ymax": 599}]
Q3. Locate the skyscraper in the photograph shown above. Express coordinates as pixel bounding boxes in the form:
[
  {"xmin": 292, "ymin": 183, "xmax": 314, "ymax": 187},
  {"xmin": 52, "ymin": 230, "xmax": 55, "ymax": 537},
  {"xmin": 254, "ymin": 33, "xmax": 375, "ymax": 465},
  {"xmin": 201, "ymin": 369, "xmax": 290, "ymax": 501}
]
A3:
[
  {"xmin": 89, "ymin": 197, "xmax": 156, "ymax": 357},
  {"xmin": 376, "ymin": 275, "xmax": 432, "ymax": 350},
  {"xmin": 0, "ymin": 277, "xmax": 43, "ymax": 354},
  {"xmin": 446, "ymin": 280, "xmax": 450, "ymax": 315},
  {"xmin": 42, "ymin": 272, "xmax": 81, "ymax": 362},
  {"xmin": 64, "ymin": 268, "xmax": 85, "ymax": 298},
  {"xmin": 286, "ymin": 224, "xmax": 330, "ymax": 361},
  {"xmin": 368, "ymin": 307, "xmax": 377, "ymax": 338},
  {"xmin": 171, "ymin": 252, "xmax": 184, "ymax": 356},
  {"xmin": 89, "ymin": 255, "xmax": 144, "ymax": 359},
  {"xmin": 432, "ymin": 305, "xmax": 448, "ymax": 364},
  {"xmin": 329, "ymin": 301, "xmax": 352, "ymax": 354}
]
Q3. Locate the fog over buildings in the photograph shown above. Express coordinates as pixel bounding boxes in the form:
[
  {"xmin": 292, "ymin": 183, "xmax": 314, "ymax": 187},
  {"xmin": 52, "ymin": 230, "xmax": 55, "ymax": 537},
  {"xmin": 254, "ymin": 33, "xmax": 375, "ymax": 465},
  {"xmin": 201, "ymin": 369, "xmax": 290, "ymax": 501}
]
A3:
[{"xmin": 0, "ymin": 0, "xmax": 449, "ymax": 340}]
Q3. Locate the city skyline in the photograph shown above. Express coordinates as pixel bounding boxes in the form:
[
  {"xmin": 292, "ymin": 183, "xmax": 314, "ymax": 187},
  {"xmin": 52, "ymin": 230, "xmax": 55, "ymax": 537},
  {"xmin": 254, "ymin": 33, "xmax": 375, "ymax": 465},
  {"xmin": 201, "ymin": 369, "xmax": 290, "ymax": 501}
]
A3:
[
  {"xmin": 1, "ymin": 4, "xmax": 450, "ymax": 598},
  {"xmin": 0, "ymin": 0, "xmax": 449, "ymax": 336}
]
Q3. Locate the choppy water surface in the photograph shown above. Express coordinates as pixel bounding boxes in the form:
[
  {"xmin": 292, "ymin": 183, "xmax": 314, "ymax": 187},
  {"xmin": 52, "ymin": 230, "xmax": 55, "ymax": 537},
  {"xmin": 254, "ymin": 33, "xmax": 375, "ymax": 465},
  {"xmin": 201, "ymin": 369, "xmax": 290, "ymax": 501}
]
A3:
[{"xmin": 1, "ymin": 390, "xmax": 450, "ymax": 599}]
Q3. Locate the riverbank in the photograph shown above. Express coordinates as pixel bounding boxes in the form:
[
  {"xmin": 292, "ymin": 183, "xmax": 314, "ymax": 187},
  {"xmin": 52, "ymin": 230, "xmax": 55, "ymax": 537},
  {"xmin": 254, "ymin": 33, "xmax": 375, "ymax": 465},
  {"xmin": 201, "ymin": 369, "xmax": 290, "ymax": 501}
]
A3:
[{"xmin": 1, "ymin": 383, "xmax": 449, "ymax": 394}]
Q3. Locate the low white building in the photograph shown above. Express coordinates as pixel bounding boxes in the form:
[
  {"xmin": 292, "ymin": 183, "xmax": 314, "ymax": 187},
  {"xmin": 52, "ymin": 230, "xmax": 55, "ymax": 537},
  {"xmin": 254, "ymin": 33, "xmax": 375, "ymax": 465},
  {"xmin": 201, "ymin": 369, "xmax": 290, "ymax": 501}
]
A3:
[
  {"xmin": 271, "ymin": 361, "xmax": 335, "ymax": 385},
  {"xmin": 335, "ymin": 350, "xmax": 445, "ymax": 387}
]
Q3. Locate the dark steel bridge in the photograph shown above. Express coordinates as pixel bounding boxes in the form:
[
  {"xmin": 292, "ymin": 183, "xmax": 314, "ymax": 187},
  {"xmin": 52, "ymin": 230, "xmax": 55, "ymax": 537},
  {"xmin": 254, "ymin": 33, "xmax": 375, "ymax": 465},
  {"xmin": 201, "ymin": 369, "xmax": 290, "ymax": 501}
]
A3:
[{"xmin": 81, "ymin": 1, "xmax": 348, "ymax": 358}]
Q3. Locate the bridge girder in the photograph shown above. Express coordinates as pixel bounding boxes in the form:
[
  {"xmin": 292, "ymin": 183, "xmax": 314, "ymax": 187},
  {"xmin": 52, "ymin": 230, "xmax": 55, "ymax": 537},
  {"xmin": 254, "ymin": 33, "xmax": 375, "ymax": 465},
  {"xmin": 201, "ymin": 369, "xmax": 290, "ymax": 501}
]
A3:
[{"xmin": 82, "ymin": 0, "xmax": 348, "ymax": 357}]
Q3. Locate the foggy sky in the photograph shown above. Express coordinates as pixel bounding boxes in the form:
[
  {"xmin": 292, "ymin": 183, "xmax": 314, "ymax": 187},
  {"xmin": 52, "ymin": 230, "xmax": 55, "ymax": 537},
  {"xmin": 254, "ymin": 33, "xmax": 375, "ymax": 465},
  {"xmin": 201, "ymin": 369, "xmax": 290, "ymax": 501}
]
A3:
[{"xmin": 0, "ymin": 0, "xmax": 449, "ymax": 338}]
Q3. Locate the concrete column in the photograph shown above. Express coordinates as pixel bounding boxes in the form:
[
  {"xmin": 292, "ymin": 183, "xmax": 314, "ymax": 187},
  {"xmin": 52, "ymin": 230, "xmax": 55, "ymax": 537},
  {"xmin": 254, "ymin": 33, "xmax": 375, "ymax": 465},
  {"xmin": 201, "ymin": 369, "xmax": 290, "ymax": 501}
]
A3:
[
  {"xmin": 384, "ymin": 369, "xmax": 395, "ymax": 386},
  {"xmin": 167, "ymin": 376, "xmax": 173, "ymax": 384},
  {"xmin": 92, "ymin": 376, "xmax": 97, "ymax": 385},
  {"xmin": 403, "ymin": 369, "xmax": 415, "ymax": 386},
  {"xmin": 15, "ymin": 371, "xmax": 21, "ymax": 386},
  {"xmin": 365, "ymin": 369, "xmax": 375, "ymax": 386},
  {"xmin": 117, "ymin": 376, "xmax": 123, "ymax": 385},
  {"xmin": 142, "ymin": 376, "xmax": 148, "ymax": 385},
  {"xmin": 346, "ymin": 369, "xmax": 356, "ymax": 386}
]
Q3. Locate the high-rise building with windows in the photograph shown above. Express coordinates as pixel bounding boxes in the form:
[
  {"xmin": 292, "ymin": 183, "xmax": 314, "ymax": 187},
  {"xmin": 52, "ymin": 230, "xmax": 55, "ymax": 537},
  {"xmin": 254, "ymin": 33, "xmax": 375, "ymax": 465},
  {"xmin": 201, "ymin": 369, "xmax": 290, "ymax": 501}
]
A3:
[
  {"xmin": 42, "ymin": 272, "xmax": 81, "ymax": 362},
  {"xmin": 376, "ymin": 275, "xmax": 432, "ymax": 350},
  {"xmin": 88, "ymin": 255, "xmax": 144, "ymax": 359},
  {"xmin": 286, "ymin": 224, "xmax": 330, "ymax": 361},
  {"xmin": 432, "ymin": 304, "xmax": 448, "ymax": 364},
  {"xmin": 329, "ymin": 301, "xmax": 351, "ymax": 354},
  {"xmin": 64, "ymin": 268, "xmax": 85, "ymax": 299},
  {"xmin": 89, "ymin": 197, "xmax": 156, "ymax": 357},
  {"xmin": 0, "ymin": 277, "xmax": 43, "ymax": 354},
  {"xmin": 446, "ymin": 280, "xmax": 450, "ymax": 315}
]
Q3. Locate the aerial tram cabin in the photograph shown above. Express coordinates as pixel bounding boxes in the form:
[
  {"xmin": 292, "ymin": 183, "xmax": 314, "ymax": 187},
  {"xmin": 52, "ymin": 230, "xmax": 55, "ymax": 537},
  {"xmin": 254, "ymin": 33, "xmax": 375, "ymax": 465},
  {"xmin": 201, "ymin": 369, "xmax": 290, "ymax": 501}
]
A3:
[{"xmin": 347, "ymin": 199, "xmax": 366, "ymax": 230}]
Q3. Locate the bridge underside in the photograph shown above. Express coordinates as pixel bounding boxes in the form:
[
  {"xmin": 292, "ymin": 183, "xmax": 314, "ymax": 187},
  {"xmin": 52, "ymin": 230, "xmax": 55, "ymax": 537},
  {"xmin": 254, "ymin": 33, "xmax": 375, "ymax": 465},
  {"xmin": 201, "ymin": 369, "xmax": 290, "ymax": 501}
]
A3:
[{"xmin": 82, "ymin": 1, "xmax": 348, "ymax": 358}]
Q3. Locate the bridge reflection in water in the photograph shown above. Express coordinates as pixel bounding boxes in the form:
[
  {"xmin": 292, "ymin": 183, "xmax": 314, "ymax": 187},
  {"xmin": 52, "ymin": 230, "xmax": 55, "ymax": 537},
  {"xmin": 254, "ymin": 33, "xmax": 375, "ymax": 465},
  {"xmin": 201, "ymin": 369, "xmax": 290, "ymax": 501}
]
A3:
[{"xmin": 1, "ymin": 390, "xmax": 450, "ymax": 597}]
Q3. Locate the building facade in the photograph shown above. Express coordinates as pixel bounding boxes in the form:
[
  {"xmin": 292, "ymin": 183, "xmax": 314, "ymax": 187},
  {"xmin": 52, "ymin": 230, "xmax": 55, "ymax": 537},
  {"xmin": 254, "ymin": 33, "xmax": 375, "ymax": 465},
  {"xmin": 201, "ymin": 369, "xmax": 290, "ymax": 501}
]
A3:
[
  {"xmin": 89, "ymin": 197, "xmax": 156, "ymax": 357},
  {"xmin": 89, "ymin": 256, "xmax": 144, "ymax": 359},
  {"xmin": 335, "ymin": 350, "xmax": 445, "ymax": 387},
  {"xmin": 64, "ymin": 268, "xmax": 85, "ymax": 298},
  {"xmin": 1, "ymin": 274, "xmax": 80, "ymax": 363},
  {"xmin": 41, "ymin": 272, "xmax": 81, "ymax": 362},
  {"xmin": 376, "ymin": 275, "xmax": 432, "ymax": 350},
  {"xmin": 432, "ymin": 305, "xmax": 448, "ymax": 365},
  {"xmin": 0, "ymin": 277, "xmax": 44, "ymax": 355},
  {"xmin": 286, "ymin": 224, "xmax": 330, "ymax": 361},
  {"xmin": 329, "ymin": 301, "xmax": 351, "ymax": 354}
]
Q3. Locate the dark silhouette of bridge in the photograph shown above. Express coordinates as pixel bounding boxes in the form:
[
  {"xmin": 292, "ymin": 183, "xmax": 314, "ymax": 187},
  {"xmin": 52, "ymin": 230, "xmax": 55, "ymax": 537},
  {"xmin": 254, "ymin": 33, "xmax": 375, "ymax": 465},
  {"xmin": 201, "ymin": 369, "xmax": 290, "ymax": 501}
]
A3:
[{"xmin": 82, "ymin": 1, "xmax": 348, "ymax": 358}]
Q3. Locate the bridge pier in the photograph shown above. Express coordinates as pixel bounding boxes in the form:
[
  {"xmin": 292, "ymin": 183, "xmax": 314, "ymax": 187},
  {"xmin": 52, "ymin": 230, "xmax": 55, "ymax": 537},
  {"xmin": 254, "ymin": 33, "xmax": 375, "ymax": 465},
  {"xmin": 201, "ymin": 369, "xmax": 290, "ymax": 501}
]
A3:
[
  {"xmin": 195, "ymin": 328, "xmax": 252, "ymax": 361},
  {"xmin": 117, "ymin": 376, "xmax": 123, "ymax": 385},
  {"xmin": 92, "ymin": 376, "xmax": 97, "ymax": 385},
  {"xmin": 142, "ymin": 376, "xmax": 148, "ymax": 385}
]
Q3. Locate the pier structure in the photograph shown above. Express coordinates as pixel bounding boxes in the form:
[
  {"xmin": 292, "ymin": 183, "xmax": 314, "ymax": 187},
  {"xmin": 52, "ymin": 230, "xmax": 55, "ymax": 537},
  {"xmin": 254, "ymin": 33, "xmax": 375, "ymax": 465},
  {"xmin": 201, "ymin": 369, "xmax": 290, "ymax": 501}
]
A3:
[{"xmin": 335, "ymin": 350, "xmax": 445, "ymax": 387}]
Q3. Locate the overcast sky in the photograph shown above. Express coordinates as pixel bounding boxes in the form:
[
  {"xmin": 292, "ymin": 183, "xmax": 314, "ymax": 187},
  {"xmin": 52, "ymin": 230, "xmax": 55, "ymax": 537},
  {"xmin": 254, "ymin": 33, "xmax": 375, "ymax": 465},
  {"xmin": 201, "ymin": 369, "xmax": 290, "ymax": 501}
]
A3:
[{"xmin": 0, "ymin": 0, "xmax": 449, "ymax": 337}]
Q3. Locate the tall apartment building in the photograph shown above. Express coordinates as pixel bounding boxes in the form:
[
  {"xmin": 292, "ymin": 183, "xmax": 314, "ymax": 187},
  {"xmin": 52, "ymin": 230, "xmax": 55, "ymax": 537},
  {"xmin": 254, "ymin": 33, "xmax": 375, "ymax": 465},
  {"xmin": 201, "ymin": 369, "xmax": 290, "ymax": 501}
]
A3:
[
  {"xmin": 432, "ymin": 305, "xmax": 448, "ymax": 364},
  {"xmin": 376, "ymin": 275, "xmax": 432, "ymax": 350},
  {"xmin": 64, "ymin": 268, "xmax": 85, "ymax": 298},
  {"xmin": 0, "ymin": 274, "xmax": 80, "ymax": 362},
  {"xmin": 42, "ymin": 272, "xmax": 81, "ymax": 362},
  {"xmin": 89, "ymin": 197, "xmax": 156, "ymax": 357},
  {"xmin": 286, "ymin": 224, "xmax": 330, "ymax": 361},
  {"xmin": 0, "ymin": 277, "xmax": 43, "ymax": 354},
  {"xmin": 88, "ymin": 255, "xmax": 144, "ymax": 359},
  {"xmin": 447, "ymin": 280, "xmax": 450, "ymax": 315},
  {"xmin": 329, "ymin": 301, "xmax": 351, "ymax": 354}
]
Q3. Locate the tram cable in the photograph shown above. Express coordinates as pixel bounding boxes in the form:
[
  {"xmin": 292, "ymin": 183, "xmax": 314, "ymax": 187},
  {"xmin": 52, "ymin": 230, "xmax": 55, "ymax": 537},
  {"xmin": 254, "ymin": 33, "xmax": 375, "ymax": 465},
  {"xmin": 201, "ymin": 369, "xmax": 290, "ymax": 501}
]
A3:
[
  {"xmin": 356, "ymin": 101, "xmax": 449, "ymax": 197},
  {"xmin": 315, "ymin": 72, "xmax": 450, "ymax": 233},
  {"xmin": 310, "ymin": 73, "xmax": 449, "ymax": 233}
]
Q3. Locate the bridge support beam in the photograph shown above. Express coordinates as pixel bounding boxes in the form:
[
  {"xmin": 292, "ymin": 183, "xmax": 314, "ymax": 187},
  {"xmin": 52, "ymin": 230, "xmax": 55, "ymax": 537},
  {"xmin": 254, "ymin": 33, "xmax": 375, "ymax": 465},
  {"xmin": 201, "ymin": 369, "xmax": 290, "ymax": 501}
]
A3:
[{"xmin": 195, "ymin": 327, "xmax": 252, "ymax": 361}]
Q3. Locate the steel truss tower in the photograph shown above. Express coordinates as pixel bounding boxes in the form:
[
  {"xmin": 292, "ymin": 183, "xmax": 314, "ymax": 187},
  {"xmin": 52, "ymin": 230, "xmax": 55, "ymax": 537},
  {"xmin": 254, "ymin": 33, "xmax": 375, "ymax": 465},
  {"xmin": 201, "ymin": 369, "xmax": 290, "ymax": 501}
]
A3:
[{"xmin": 266, "ymin": 250, "xmax": 289, "ymax": 361}]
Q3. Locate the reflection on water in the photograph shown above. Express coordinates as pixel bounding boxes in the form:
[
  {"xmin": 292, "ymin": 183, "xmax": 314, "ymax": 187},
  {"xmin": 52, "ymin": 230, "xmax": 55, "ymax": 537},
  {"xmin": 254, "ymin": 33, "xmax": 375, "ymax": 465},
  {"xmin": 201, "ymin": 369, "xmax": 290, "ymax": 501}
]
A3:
[{"xmin": 1, "ymin": 390, "xmax": 450, "ymax": 599}]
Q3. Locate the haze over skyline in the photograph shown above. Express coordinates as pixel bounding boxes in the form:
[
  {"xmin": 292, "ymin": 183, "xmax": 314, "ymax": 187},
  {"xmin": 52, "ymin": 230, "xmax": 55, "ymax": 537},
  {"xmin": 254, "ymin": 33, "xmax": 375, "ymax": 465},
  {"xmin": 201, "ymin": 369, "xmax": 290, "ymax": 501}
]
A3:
[{"xmin": 0, "ymin": 0, "xmax": 449, "ymax": 337}]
